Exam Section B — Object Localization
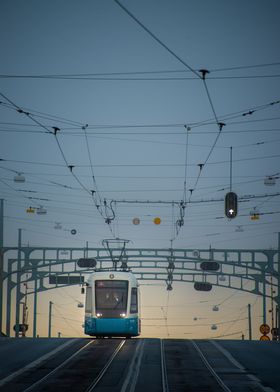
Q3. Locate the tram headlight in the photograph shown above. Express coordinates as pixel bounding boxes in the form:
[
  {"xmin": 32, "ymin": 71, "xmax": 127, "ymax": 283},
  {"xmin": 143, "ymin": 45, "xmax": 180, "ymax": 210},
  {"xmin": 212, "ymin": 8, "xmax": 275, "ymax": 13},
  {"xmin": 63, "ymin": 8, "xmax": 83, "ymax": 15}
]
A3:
[
  {"xmin": 96, "ymin": 313, "xmax": 103, "ymax": 318},
  {"xmin": 120, "ymin": 313, "xmax": 126, "ymax": 318}
]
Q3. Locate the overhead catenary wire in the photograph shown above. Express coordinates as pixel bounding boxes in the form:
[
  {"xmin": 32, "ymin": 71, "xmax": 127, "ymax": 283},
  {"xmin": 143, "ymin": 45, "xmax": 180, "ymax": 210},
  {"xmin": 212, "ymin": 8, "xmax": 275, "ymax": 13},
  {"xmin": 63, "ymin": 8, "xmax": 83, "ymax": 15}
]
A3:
[
  {"xmin": 218, "ymin": 298, "xmax": 260, "ymax": 338},
  {"xmin": 2, "ymin": 126, "xmax": 280, "ymax": 137},
  {"xmin": 1, "ymin": 152, "xmax": 280, "ymax": 169},
  {"xmin": 1, "ymin": 98, "xmax": 279, "ymax": 134},
  {"xmin": 81, "ymin": 125, "xmax": 116, "ymax": 232},
  {"xmin": 113, "ymin": 0, "xmax": 201, "ymax": 78},
  {"xmin": 112, "ymin": 2, "xmax": 225, "ymax": 194},
  {"xmin": 0, "ymin": 49, "xmax": 278, "ymax": 250},
  {"xmin": 0, "ymin": 99, "xmax": 83, "ymax": 127},
  {"xmin": 52, "ymin": 304, "xmax": 83, "ymax": 336},
  {"xmin": 112, "ymin": 0, "xmax": 279, "ymax": 210},
  {"xmin": 143, "ymin": 316, "xmax": 248, "ymax": 327},
  {"xmin": 0, "ymin": 60, "xmax": 279, "ymax": 79},
  {"xmin": 1, "ymin": 74, "xmax": 280, "ymax": 81},
  {"xmin": 0, "ymin": 168, "xmax": 275, "ymax": 180},
  {"xmin": 0, "ymin": 91, "xmax": 117, "ymax": 235},
  {"xmin": 82, "ymin": 123, "xmax": 103, "ymax": 207},
  {"xmin": 1, "ymin": 5, "xmax": 279, "ymax": 337},
  {"xmin": 111, "ymin": 3, "xmax": 226, "ymax": 196}
]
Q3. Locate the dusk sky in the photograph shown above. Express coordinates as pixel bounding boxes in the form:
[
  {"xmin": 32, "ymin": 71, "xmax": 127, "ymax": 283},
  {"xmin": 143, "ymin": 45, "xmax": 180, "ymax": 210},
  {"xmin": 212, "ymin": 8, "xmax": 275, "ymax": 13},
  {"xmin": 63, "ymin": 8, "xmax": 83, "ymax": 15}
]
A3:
[{"xmin": 1, "ymin": 0, "xmax": 280, "ymax": 339}]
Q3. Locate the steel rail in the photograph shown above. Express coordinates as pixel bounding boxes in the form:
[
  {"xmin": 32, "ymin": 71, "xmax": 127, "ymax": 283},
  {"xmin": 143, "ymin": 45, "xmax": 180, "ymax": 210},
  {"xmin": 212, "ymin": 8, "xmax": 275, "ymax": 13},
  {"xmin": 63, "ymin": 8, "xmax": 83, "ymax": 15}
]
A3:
[
  {"xmin": 160, "ymin": 339, "xmax": 169, "ymax": 392},
  {"xmin": 23, "ymin": 340, "xmax": 94, "ymax": 392},
  {"xmin": 191, "ymin": 340, "xmax": 231, "ymax": 392},
  {"xmin": 120, "ymin": 339, "xmax": 145, "ymax": 392},
  {"xmin": 85, "ymin": 339, "xmax": 126, "ymax": 391}
]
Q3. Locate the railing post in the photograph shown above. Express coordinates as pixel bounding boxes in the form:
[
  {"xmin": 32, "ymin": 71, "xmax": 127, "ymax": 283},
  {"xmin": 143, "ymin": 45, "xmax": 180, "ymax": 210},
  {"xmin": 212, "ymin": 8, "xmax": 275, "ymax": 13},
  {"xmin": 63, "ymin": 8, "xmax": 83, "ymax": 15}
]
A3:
[
  {"xmin": 48, "ymin": 301, "xmax": 53, "ymax": 338},
  {"xmin": 15, "ymin": 229, "xmax": 22, "ymax": 337},
  {"xmin": 248, "ymin": 303, "xmax": 252, "ymax": 340},
  {"xmin": 263, "ymin": 276, "xmax": 266, "ymax": 325},
  {"xmin": 33, "ymin": 276, "xmax": 38, "ymax": 338},
  {"xmin": 5, "ymin": 259, "xmax": 13, "ymax": 336}
]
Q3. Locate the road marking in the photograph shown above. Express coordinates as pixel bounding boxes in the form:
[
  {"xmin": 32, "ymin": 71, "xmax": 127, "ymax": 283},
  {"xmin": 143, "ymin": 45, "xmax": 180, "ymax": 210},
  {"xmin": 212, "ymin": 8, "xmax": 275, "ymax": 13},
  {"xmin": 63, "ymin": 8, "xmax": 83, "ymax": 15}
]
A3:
[{"xmin": 0, "ymin": 339, "xmax": 76, "ymax": 387}]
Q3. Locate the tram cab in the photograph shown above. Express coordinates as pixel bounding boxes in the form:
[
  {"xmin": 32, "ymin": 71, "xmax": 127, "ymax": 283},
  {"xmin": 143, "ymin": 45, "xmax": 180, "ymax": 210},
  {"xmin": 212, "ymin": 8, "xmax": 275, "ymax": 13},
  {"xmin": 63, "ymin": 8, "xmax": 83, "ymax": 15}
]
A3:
[{"xmin": 84, "ymin": 270, "xmax": 140, "ymax": 337}]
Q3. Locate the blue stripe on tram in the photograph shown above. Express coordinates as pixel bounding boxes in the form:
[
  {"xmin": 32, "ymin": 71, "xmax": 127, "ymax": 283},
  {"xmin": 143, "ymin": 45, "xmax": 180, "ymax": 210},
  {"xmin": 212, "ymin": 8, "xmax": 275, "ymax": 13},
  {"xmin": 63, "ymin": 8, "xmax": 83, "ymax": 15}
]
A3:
[{"xmin": 85, "ymin": 317, "xmax": 139, "ymax": 336}]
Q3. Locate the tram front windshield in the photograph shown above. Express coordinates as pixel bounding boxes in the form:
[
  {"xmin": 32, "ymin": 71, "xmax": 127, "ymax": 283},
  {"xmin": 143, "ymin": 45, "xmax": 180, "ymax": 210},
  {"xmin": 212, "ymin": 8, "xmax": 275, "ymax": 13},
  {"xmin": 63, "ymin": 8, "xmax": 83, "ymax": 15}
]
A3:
[{"xmin": 95, "ymin": 280, "xmax": 128, "ymax": 318}]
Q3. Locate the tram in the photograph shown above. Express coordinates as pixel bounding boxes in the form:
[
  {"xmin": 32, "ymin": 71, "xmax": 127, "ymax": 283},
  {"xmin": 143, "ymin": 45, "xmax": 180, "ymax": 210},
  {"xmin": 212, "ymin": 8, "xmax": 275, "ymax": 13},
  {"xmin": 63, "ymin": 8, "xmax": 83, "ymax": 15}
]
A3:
[{"xmin": 84, "ymin": 270, "xmax": 140, "ymax": 337}]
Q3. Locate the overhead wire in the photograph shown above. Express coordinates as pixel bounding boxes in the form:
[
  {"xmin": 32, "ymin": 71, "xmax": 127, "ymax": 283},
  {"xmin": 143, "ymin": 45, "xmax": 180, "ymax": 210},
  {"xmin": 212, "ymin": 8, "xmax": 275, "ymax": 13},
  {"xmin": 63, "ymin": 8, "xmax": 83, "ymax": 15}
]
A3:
[
  {"xmin": 82, "ymin": 123, "xmax": 103, "ymax": 205},
  {"xmin": 113, "ymin": 0, "xmax": 200, "ymax": 78},
  {"xmin": 0, "ymin": 91, "xmax": 116, "ymax": 236},
  {"xmin": 81, "ymin": 124, "xmax": 116, "ymax": 234},
  {"xmin": 112, "ymin": 0, "xmax": 279, "ymax": 215},
  {"xmin": 0, "ymin": 168, "xmax": 274, "ymax": 180},
  {"xmin": 143, "ymin": 317, "xmax": 248, "ymax": 327},
  {"xmin": 0, "ymin": 50, "xmax": 279, "ymax": 247},
  {"xmin": 0, "ymin": 61, "xmax": 279, "ymax": 80},
  {"xmin": 0, "ymin": 99, "xmax": 82, "ymax": 127},
  {"xmin": 111, "ymin": 0, "xmax": 224, "ymax": 196},
  {"xmin": 1, "ymin": 97, "xmax": 280, "ymax": 133},
  {"xmin": 1, "ymin": 152, "xmax": 280, "ymax": 169},
  {"xmin": 2, "ymin": 126, "xmax": 280, "ymax": 136},
  {"xmin": 0, "ymin": 74, "xmax": 280, "ymax": 81},
  {"xmin": 220, "ymin": 296, "xmax": 260, "ymax": 337},
  {"xmin": 52, "ymin": 304, "xmax": 82, "ymax": 336}
]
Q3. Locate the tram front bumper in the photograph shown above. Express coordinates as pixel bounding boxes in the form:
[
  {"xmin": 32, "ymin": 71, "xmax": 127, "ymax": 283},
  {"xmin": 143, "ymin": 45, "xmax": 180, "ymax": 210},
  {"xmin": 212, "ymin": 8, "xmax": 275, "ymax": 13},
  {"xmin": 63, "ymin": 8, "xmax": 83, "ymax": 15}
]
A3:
[{"xmin": 85, "ymin": 317, "xmax": 139, "ymax": 336}]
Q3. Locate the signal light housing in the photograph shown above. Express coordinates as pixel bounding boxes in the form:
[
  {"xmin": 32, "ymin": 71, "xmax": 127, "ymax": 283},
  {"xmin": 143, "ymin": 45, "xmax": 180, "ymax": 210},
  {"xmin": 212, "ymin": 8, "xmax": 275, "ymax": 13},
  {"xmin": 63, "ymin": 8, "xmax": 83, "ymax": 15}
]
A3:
[
  {"xmin": 77, "ymin": 258, "xmax": 97, "ymax": 268},
  {"xmin": 194, "ymin": 282, "xmax": 212, "ymax": 291},
  {"xmin": 200, "ymin": 261, "xmax": 220, "ymax": 271},
  {"xmin": 225, "ymin": 192, "xmax": 238, "ymax": 219}
]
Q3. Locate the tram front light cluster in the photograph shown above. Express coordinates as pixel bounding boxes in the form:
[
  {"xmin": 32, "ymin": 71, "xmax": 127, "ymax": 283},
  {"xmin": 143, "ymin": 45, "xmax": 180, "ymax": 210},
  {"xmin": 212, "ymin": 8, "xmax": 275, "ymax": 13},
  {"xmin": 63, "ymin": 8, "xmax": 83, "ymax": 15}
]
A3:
[
  {"xmin": 96, "ymin": 313, "xmax": 103, "ymax": 318},
  {"xmin": 120, "ymin": 313, "xmax": 126, "ymax": 318}
]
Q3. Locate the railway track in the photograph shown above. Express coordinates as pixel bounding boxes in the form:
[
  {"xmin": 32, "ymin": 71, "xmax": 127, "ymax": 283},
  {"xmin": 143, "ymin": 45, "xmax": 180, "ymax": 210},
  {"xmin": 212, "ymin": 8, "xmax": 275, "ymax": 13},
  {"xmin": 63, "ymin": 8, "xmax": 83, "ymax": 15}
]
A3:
[
  {"xmin": 160, "ymin": 339, "xmax": 272, "ymax": 392},
  {"xmin": 0, "ymin": 338, "xmax": 274, "ymax": 392},
  {"xmin": 160, "ymin": 339, "xmax": 228, "ymax": 391},
  {"xmin": 160, "ymin": 340, "xmax": 169, "ymax": 392},
  {"xmin": 1, "ymin": 339, "xmax": 130, "ymax": 392},
  {"xmin": 190, "ymin": 340, "xmax": 231, "ymax": 391}
]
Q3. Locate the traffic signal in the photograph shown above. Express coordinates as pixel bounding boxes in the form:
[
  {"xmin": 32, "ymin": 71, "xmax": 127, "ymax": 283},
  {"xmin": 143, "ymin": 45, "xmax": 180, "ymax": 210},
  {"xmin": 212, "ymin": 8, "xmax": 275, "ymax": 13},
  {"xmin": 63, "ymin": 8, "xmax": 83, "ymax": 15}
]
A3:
[
  {"xmin": 194, "ymin": 282, "xmax": 212, "ymax": 291},
  {"xmin": 225, "ymin": 192, "xmax": 238, "ymax": 218},
  {"xmin": 200, "ymin": 261, "xmax": 220, "ymax": 271},
  {"xmin": 77, "ymin": 258, "xmax": 97, "ymax": 268}
]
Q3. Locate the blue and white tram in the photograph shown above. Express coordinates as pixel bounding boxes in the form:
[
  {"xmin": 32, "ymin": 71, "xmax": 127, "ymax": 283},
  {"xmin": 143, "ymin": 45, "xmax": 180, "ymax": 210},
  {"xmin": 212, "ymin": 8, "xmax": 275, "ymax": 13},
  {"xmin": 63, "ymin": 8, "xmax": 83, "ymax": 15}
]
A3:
[{"xmin": 84, "ymin": 270, "xmax": 140, "ymax": 337}]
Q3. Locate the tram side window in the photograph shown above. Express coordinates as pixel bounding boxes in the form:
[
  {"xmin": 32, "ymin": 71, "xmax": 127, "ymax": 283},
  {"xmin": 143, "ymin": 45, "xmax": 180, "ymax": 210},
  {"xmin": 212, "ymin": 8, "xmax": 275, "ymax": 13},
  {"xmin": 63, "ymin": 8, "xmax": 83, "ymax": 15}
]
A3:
[
  {"xmin": 130, "ymin": 288, "xmax": 138, "ymax": 313},
  {"xmin": 85, "ymin": 286, "xmax": 92, "ymax": 313}
]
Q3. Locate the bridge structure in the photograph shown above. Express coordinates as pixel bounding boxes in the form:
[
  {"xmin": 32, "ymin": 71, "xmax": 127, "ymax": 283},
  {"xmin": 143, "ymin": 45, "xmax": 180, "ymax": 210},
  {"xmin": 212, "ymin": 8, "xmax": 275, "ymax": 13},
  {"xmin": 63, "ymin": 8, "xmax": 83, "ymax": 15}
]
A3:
[{"xmin": 1, "ymin": 228, "xmax": 280, "ymax": 338}]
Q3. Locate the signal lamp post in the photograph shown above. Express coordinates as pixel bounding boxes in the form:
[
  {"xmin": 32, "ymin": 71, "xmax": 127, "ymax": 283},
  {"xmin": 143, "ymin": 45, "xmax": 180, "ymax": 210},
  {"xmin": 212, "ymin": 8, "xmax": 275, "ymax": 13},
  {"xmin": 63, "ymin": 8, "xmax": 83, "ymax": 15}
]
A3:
[
  {"xmin": 248, "ymin": 304, "xmax": 252, "ymax": 340},
  {"xmin": 48, "ymin": 301, "xmax": 53, "ymax": 338}
]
